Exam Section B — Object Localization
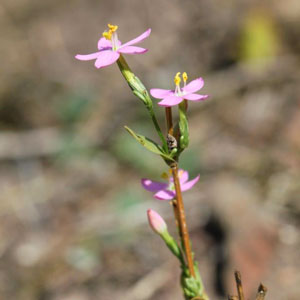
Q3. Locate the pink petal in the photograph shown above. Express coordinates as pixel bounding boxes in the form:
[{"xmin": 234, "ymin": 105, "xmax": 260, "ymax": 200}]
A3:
[
  {"xmin": 181, "ymin": 175, "xmax": 200, "ymax": 192},
  {"xmin": 178, "ymin": 170, "xmax": 189, "ymax": 184},
  {"xmin": 154, "ymin": 190, "xmax": 175, "ymax": 200},
  {"xmin": 97, "ymin": 38, "xmax": 112, "ymax": 50},
  {"xmin": 118, "ymin": 46, "xmax": 148, "ymax": 54},
  {"xmin": 169, "ymin": 169, "xmax": 188, "ymax": 183},
  {"xmin": 147, "ymin": 209, "xmax": 167, "ymax": 234},
  {"xmin": 75, "ymin": 52, "xmax": 100, "ymax": 61},
  {"xmin": 183, "ymin": 77, "xmax": 204, "ymax": 94},
  {"xmin": 98, "ymin": 38, "xmax": 121, "ymax": 50},
  {"xmin": 141, "ymin": 179, "xmax": 168, "ymax": 193},
  {"xmin": 120, "ymin": 28, "xmax": 151, "ymax": 48},
  {"xmin": 158, "ymin": 95, "xmax": 183, "ymax": 107},
  {"xmin": 150, "ymin": 89, "xmax": 174, "ymax": 99},
  {"xmin": 94, "ymin": 50, "xmax": 120, "ymax": 68},
  {"xmin": 184, "ymin": 94, "xmax": 209, "ymax": 101}
]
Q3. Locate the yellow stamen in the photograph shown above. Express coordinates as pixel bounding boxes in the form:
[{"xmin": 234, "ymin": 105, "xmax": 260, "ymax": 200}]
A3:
[
  {"xmin": 178, "ymin": 170, "xmax": 184, "ymax": 178},
  {"xmin": 108, "ymin": 24, "xmax": 118, "ymax": 32},
  {"xmin": 102, "ymin": 30, "xmax": 112, "ymax": 40},
  {"xmin": 174, "ymin": 72, "xmax": 181, "ymax": 86},
  {"xmin": 161, "ymin": 172, "xmax": 169, "ymax": 180},
  {"xmin": 182, "ymin": 72, "xmax": 188, "ymax": 83}
]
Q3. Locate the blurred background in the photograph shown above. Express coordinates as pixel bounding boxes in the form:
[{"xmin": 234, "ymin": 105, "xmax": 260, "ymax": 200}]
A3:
[{"xmin": 0, "ymin": 0, "xmax": 300, "ymax": 299}]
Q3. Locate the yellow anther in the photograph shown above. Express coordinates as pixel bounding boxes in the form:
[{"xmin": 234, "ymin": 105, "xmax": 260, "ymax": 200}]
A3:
[
  {"xmin": 161, "ymin": 172, "xmax": 169, "ymax": 180},
  {"xmin": 178, "ymin": 170, "xmax": 184, "ymax": 178},
  {"xmin": 174, "ymin": 72, "xmax": 181, "ymax": 86},
  {"xmin": 182, "ymin": 72, "xmax": 188, "ymax": 83},
  {"xmin": 108, "ymin": 24, "xmax": 118, "ymax": 32},
  {"xmin": 102, "ymin": 30, "xmax": 112, "ymax": 40}
]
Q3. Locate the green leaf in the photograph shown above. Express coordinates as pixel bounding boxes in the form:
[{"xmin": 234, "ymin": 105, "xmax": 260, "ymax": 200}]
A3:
[{"xmin": 124, "ymin": 126, "xmax": 174, "ymax": 162}]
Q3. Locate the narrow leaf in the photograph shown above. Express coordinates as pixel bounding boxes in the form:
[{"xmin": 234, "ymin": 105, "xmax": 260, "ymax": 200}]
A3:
[{"xmin": 124, "ymin": 126, "xmax": 174, "ymax": 161}]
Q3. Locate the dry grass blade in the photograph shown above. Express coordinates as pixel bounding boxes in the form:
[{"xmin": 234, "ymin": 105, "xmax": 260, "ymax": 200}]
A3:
[
  {"xmin": 234, "ymin": 271, "xmax": 245, "ymax": 300},
  {"xmin": 255, "ymin": 283, "xmax": 267, "ymax": 300}
]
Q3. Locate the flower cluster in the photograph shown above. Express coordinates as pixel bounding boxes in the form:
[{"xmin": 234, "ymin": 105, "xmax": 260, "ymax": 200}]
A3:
[
  {"xmin": 75, "ymin": 24, "xmax": 209, "ymax": 107},
  {"xmin": 75, "ymin": 23, "xmax": 203, "ymax": 202}
]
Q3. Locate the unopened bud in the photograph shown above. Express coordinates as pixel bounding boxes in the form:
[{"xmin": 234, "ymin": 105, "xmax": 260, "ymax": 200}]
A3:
[
  {"xmin": 147, "ymin": 209, "xmax": 167, "ymax": 235},
  {"xmin": 147, "ymin": 209, "xmax": 184, "ymax": 262}
]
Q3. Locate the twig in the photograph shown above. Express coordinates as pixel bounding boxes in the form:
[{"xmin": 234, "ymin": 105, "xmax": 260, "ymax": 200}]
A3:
[
  {"xmin": 255, "ymin": 283, "xmax": 267, "ymax": 300},
  {"xmin": 234, "ymin": 271, "xmax": 245, "ymax": 300}
]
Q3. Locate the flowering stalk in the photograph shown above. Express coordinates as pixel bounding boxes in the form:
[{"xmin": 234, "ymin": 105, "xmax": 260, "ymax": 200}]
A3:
[
  {"xmin": 75, "ymin": 25, "xmax": 209, "ymax": 300},
  {"xmin": 147, "ymin": 70, "xmax": 208, "ymax": 299},
  {"xmin": 139, "ymin": 70, "xmax": 207, "ymax": 299},
  {"xmin": 117, "ymin": 64, "xmax": 208, "ymax": 299}
]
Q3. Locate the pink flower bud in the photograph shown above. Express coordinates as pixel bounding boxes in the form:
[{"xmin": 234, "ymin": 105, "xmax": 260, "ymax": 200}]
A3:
[{"xmin": 147, "ymin": 209, "xmax": 167, "ymax": 235}]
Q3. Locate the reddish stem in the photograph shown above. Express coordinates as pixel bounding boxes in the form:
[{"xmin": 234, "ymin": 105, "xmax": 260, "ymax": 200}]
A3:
[
  {"xmin": 171, "ymin": 164, "xmax": 195, "ymax": 277},
  {"xmin": 165, "ymin": 107, "xmax": 180, "ymax": 228},
  {"xmin": 165, "ymin": 107, "xmax": 173, "ymax": 135},
  {"xmin": 165, "ymin": 106, "xmax": 195, "ymax": 277},
  {"xmin": 184, "ymin": 99, "xmax": 188, "ymax": 111}
]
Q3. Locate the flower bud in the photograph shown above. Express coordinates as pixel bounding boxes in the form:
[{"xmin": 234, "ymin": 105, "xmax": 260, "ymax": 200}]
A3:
[{"xmin": 147, "ymin": 209, "xmax": 167, "ymax": 235}]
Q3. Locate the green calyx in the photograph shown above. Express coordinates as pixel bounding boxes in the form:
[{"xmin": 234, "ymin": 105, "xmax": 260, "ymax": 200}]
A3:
[{"xmin": 178, "ymin": 101, "xmax": 189, "ymax": 154}]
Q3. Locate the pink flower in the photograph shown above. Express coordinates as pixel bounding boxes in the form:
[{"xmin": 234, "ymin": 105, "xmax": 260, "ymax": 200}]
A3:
[
  {"xmin": 141, "ymin": 169, "xmax": 200, "ymax": 200},
  {"xmin": 147, "ymin": 209, "xmax": 167, "ymax": 235},
  {"xmin": 75, "ymin": 24, "xmax": 151, "ymax": 69},
  {"xmin": 150, "ymin": 72, "xmax": 209, "ymax": 107}
]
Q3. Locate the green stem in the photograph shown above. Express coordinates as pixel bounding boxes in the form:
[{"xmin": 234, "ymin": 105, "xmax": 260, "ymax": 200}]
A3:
[
  {"xmin": 161, "ymin": 231, "xmax": 185, "ymax": 266},
  {"xmin": 149, "ymin": 106, "xmax": 168, "ymax": 152},
  {"xmin": 116, "ymin": 55, "xmax": 168, "ymax": 152}
]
